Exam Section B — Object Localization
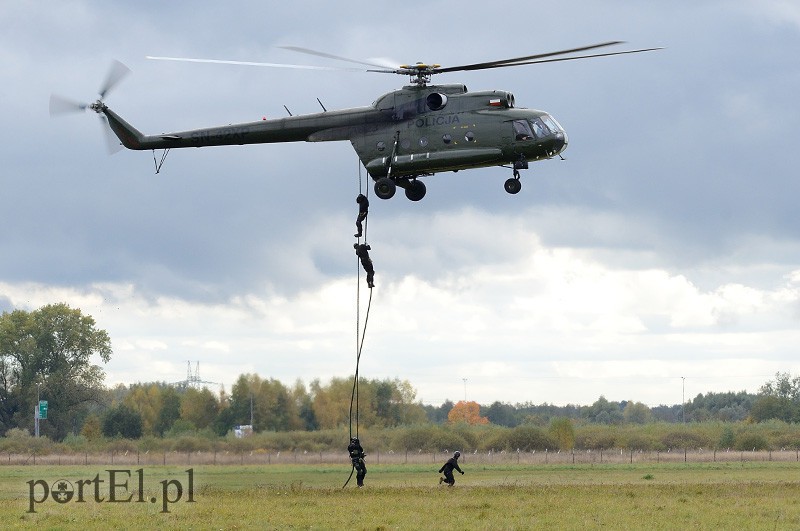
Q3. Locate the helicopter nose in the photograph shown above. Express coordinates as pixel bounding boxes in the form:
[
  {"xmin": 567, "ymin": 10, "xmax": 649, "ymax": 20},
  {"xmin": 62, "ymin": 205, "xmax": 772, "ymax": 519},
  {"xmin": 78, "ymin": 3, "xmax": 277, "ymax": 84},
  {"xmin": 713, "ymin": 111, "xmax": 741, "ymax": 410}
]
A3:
[{"xmin": 554, "ymin": 131, "xmax": 568, "ymax": 154}]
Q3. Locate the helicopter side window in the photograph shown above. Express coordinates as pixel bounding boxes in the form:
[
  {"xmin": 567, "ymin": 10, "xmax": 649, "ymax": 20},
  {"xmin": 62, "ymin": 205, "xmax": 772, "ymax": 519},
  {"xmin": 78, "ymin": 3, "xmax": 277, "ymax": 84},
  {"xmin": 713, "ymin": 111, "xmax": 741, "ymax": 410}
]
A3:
[
  {"xmin": 513, "ymin": 120, "xmax": 534, "ymax": 141},
  {"xmin": 529, "ymin": 117, "xmax": 551, "ymax": 138}
]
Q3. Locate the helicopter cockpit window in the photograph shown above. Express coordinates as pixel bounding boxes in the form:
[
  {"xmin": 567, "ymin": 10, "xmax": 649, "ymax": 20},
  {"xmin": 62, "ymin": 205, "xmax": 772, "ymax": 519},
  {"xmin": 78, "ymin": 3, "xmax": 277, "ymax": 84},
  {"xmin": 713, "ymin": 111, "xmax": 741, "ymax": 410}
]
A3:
[
  {"xmin": 513, "ymin": 120, "xmax": 534, "ymax": 141},
  {"xmin": 528, "ymin": 117, "xmax": 552, "ymax": 138},
  {"xmin": 540, "ymin": 114, "xmax": 563, "ymax": 133}
]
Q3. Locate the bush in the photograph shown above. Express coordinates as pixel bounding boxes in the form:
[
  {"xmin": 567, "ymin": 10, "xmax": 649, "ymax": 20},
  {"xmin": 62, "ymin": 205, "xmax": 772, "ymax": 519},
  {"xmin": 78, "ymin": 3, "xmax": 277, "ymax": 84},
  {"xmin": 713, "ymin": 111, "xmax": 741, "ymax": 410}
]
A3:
[
  {"xmin": 734, "ymin": 433, "xmax": 770, "ymax": 451},
  {"xmin": 660, "ymin": 429, "xmax": 713, "ymax": 450},
  {"xmin": 622, "ymin": 433, "xmax": 662, "ymax": 451},
  {"xmin": 485, "ymin": 426, "xmax": 556, "ymax": 452},
  {"xmin": 717, "ymin": 426, "xmax": 735, "ymax": 449},
  {"xmin": 574, "ymin": 425, "xmax": 617, "ymax": 450}
]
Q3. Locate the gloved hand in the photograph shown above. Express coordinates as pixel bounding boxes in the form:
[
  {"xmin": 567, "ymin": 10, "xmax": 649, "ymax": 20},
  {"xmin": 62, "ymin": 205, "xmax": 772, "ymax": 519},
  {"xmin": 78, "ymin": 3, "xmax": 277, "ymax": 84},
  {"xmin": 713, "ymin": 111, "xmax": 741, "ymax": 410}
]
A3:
[{"xmin": 460, "ymin": 471, "xmax": 464, "ymax": 475}]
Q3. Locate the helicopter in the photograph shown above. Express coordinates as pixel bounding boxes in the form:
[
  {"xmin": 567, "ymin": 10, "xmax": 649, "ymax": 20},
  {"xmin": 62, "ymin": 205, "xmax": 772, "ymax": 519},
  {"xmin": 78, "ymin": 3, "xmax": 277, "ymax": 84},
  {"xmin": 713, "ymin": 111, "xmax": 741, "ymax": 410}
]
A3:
[{"xmin": 50, "ymin": 42, "xmax": 660, "ymax": 201}]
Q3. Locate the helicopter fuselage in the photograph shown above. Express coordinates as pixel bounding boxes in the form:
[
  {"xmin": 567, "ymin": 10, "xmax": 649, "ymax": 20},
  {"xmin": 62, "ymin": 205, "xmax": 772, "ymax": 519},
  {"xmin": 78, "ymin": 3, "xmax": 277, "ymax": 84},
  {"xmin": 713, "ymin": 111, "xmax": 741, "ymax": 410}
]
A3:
[{"xmin": 100, "ymin": 83, "xmax": 567, "ymax": 199}]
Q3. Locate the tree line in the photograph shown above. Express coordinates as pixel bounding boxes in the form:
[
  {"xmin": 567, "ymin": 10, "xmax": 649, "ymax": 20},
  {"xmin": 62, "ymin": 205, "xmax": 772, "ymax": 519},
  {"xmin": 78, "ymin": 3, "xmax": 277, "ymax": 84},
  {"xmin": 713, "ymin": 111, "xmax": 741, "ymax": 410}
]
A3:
[{"xmin": 2, "ymin": 304, "xmax": 800, "ymax": 442}]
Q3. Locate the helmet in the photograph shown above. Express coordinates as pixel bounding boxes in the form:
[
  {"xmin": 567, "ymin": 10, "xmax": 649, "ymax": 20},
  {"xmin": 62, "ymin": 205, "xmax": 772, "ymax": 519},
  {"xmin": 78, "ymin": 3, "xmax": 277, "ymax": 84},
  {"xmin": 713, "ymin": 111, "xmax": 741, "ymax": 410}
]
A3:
[
  {"xmin": 351, "ymin": 437, "xmax": 359, "ymax": 443},
  {"xmin": 353, "ymin": 243, "xmax": 359, "ymax": 249},
  {"xmin": 357, "ymin": 194, "xmax": 366, "ymax": 202},
  {"xmin": 453, "ymin": 451, "xmax": 461, "ymax": 458}
]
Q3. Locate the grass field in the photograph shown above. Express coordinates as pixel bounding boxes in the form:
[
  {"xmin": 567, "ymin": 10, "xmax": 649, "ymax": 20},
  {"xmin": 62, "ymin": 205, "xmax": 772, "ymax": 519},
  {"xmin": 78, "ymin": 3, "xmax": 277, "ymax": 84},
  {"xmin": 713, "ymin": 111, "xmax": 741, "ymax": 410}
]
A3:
[{"xmin": 4, "ymin": 461, "xmax": 800, "ymax": 529}]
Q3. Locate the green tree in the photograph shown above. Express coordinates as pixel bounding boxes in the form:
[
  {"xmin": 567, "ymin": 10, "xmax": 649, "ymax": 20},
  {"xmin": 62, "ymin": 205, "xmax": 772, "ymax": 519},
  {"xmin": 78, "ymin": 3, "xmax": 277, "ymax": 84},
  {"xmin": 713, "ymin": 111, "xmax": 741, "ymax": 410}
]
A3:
[
  {"xmin": 623, "ymin": 401, "xmax": 652, "ymax": 424},
  {"xmin": 292, "ymin": 379, "xmax": 318, "ymax": 431},
  {"xmin": 751, "ymin": 372, "xmax": 800, "ymax": 423},
  {"xmin": 102, "ymin": 404, "xmax": 143, "ymax": 439},
  {"xmin": 0, "ymin": 303, "xmax": 112, "ymax": 439},
  {"xmin": 485, "ymin": 401, "xmax": 519, "ymax": 427},
  {"xmin": 155, "ymin": 386, "xmax": 181, "ymax": 435}
]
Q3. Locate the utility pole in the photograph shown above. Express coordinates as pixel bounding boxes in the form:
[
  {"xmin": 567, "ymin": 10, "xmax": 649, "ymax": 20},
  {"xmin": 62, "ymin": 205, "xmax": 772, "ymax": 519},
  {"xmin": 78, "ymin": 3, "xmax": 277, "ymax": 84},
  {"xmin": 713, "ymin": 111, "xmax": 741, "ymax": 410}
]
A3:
[
  {"xmin": 681, "ymin": 377, "xmax": 685, "ymax": 424},
  {"xmin": 35, "ymin": 383, "xmax": 40, "ymax": 437},
  {"xmin": 462, "ymin": 378, "xmax": 467, "ymax": 402}
]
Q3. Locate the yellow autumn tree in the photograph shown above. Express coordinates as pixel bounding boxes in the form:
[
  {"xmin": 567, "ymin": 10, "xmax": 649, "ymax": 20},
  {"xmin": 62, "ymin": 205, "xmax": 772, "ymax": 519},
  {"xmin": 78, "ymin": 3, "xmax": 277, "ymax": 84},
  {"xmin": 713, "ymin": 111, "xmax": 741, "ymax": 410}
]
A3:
[{"xmin": 447, "ymin": 400, "xmax": 489, "ymax": 425}]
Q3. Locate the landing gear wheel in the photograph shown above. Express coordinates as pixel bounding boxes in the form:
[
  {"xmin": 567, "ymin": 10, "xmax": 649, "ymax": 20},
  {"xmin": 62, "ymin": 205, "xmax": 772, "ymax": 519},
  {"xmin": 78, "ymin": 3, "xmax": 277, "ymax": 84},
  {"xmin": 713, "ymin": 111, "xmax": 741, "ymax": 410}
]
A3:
[
  {"xmin": 375, "ymin": 177, "xmax": 396, "ymax": 200},
  {"xmin": 504, "ymin": 177, "xmax": 522, "ymax": 194},
  {"xmin": 405, "ymin": 180, "xmax": 426, "ymax": 201}
]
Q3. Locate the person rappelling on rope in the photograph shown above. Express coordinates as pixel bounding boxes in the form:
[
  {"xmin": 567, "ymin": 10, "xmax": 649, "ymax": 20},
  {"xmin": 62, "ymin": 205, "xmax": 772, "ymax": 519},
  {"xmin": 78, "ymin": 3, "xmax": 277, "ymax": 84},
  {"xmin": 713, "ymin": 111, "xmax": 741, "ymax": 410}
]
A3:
[
  {"xmin": 354, "ymin": 243, "xmax": 375, "ymax": 288},
  {"xmin": 354, "ymin": 193, "xmax": 369, "ymax": 238},
  {"xmin": 348, "ymin": 436, "xmax": 367, "ymax": 487}
]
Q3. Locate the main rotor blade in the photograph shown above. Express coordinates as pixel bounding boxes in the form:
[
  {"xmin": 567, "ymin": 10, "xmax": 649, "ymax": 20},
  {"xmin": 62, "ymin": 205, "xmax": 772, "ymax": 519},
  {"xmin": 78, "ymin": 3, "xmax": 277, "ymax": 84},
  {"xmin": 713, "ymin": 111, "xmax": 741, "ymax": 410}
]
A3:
[
  {"xmin": 49, "ymin": 94, "xmax": 87, "ymax": 116},
  {"xmin": 98, "ymin": 60, "xmax": 131, "ymax": 99},
  {"xmin": 436, "ymin": 41, "xmax": 625, "ymax": 73},
  {"xmin": 146, "ymin": 55, "xmax": 363, "ymax": 72},
  {"xmin": 441, "ymin": 47, "xmax": 664, "ymax": 73},
  {"xmin": 279, "ymin": 46, "xmax": 398, "ymax": 69}
]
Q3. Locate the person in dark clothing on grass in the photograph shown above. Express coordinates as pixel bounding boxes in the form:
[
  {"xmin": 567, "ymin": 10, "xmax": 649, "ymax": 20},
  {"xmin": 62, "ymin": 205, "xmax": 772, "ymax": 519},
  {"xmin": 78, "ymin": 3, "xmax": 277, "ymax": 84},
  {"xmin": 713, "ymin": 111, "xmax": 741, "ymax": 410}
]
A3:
[
  {"xmin": 354, "ymin": 243, "xmax": 375, "ymax": 288},
  {"xmin": 354, "ymin": 194, "xmax": 369, "ymax": 238},
  {"xmin": 438, "ymin": 450, "xmax": 464, "ymax": 486},
  {"xmin": 348, "ymin": 436, "xmax": 367, "ymax": 487}
]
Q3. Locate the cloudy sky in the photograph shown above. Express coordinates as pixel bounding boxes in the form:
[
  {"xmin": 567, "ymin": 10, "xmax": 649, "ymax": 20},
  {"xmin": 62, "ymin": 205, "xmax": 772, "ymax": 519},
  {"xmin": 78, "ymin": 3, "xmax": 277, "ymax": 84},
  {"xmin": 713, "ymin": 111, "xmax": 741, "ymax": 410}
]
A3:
[{"xmin": 2, "ymin": 1, "xmax": 799, "ymax": 408}]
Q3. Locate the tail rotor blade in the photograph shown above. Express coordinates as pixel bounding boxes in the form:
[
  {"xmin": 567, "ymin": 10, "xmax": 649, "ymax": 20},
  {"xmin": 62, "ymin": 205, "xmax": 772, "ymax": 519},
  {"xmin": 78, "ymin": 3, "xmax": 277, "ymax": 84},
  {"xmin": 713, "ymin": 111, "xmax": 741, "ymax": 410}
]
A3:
[
  {"xmin": 49, "ymin": 94, "xmax": 87, "ymax": 117},
  {"xmin": 99, "ymin": 115, "xmax": 122, "ymax": 154},
  {"xmin": 98, "ymin": 59, "xmax": 131, "ymax": 99}
]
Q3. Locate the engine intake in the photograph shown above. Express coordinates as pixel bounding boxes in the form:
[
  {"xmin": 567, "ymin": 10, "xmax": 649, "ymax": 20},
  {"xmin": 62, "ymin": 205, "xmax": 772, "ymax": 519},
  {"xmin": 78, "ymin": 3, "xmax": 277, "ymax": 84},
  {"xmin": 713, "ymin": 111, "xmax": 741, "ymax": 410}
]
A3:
[{"xmin": 426, "ymin": 92, "xmax": 448, "ymax": 111}]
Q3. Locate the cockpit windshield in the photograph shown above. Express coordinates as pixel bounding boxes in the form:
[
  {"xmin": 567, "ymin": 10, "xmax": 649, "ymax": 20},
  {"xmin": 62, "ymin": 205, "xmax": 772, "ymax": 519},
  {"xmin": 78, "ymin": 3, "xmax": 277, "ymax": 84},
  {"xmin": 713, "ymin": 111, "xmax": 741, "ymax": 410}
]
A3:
[
  {"xmin": 513, "ymin": 114, "xmax": 564, "ymax": 141},
  {"xmin": 540, "ymin": 114, "xmax": 563, "ymax": 134}
]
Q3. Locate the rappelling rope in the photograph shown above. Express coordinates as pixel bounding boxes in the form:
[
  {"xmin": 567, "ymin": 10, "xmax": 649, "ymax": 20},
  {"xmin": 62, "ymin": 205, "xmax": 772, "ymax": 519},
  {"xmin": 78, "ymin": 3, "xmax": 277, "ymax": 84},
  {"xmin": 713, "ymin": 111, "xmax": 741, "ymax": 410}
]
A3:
[{"xmin": 344, "ymin": 161, "xmax": 373, "ymax": 488}]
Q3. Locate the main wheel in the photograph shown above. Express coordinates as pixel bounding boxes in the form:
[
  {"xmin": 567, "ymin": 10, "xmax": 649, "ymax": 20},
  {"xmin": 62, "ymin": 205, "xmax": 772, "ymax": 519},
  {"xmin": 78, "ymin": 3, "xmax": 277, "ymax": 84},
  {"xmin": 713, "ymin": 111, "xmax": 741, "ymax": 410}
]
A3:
[
  {"xmin": 504, "ymin": 177, "xmax": 522, "ymax": 194},
  {"xmin": 375, "ymin": 177, "xmax": 396, "ymax": 200},
  {"xmin": 405, "ymin": 180, "xmax": 426, "ymax": 201}
]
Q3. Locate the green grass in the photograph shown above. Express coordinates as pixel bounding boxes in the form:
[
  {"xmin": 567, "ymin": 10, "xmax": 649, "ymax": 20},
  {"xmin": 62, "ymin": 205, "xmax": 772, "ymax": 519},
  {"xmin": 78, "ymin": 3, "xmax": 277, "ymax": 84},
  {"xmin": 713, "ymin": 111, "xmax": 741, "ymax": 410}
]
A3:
[{"xmin": 4, "ymin": 462, "xmax": 800, "ymax": 529}]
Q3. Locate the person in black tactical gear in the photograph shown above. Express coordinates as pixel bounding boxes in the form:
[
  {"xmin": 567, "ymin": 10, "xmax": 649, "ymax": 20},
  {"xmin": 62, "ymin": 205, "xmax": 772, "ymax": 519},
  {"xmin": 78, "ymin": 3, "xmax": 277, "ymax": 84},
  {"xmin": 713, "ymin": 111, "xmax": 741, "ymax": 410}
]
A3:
[
  {"xmin": 354, "ymin": 243, "xmax": 375, "ymax": 288},
  {"xmin": 348, "ymin": 436, "xmax": 367, "ymax": 487},
  {"xmin": 438, "ymin": 450, "xmax": 464, "ymax": 486},
  {"xmin": 354, "ymin": 194, "xmax": 369, "ymax": 238}
]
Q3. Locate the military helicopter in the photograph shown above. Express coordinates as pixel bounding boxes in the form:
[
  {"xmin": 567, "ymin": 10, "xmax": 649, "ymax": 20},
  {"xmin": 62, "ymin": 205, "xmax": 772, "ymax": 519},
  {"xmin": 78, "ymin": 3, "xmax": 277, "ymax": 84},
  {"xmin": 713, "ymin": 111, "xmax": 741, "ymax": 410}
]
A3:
[{"xmin": 50, "ymin": 42, "xmax": 660, "ymax": 201}]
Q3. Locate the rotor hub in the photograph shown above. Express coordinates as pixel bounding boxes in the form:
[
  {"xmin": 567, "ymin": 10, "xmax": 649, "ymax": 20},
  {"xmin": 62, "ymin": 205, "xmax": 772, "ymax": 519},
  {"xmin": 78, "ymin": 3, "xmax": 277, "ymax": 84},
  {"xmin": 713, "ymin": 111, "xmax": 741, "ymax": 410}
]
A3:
[{"xmin": 88, "ymin": 100, "xmax": 107, "ymax": 114}]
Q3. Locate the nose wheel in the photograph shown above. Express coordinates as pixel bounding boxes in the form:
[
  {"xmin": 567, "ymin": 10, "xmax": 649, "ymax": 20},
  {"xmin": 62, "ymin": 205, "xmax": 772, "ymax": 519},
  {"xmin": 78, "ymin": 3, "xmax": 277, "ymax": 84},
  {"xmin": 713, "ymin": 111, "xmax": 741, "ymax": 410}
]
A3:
[{"xmin": 504, "ymin": 170, "xmax": 522, "ymax": 194}]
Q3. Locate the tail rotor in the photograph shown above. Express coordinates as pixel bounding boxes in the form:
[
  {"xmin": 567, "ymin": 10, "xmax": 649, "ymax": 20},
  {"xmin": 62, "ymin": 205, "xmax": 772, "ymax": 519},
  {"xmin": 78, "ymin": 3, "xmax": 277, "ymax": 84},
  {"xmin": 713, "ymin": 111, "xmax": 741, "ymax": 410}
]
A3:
[{"xmin": 49, "ymin": 59, "xmax": 131, "ymax": 153}]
